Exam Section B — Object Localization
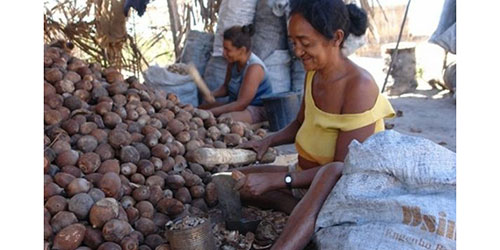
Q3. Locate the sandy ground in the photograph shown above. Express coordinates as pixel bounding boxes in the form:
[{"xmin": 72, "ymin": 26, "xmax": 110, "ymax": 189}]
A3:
[
  {"xmin": 271, "ymin": 43, "xmax": 456, "ymax": 165},
  {"xmin": 387, "ymin": 91, "xmax": 456, "ymax": 151},
  {"xmin": 351, "ymin": 43, "xmax": 456, "ymax": 153}
]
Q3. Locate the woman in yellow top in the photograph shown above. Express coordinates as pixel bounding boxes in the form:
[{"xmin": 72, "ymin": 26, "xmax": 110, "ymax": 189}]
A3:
[{"xmin": 235, "ymin": 0, "xmax": 395, "ymax": 249}]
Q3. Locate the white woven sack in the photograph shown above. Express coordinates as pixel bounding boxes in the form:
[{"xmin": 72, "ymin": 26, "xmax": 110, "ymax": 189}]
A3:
[
  {"xmin": 143, "ymin": 65, "xmax": 192, "ymax": 86},
  {"xmin": 251, "ymin": 0, "xmax": 288, "ymax": 60},
  {"xmin": 290, "ymin": 58, "xmax": 305, "ymax": 94},
  {"xmin": 264, "ymin": 50, "xmax": 291, "ymax": 93},
  {"xmin": 180, "ymin": 30, "xmax": 214, "ymax": 76},
  {"xmin": 213, "ymin": 0, "xmax": 259, "ymax": 56},
  {"xmin": 143, "ymin": 65, "xmax": 199, "ymax": 106},
  {"xmin": 314, "ymin": 130, "xmax": 456, "ymax": 250},
  {"xmin": 342, "ymin": 34, "xmax": 367, "ymax": 56},
  {"xmin": 202, "ymin": 56, "xmax": 228, "ymax": 92}
]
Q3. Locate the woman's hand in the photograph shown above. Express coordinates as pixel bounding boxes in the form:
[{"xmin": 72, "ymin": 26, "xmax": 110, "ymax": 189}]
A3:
[
  {"xmin": 239, "ymin": 173, "xmax": 281, "ymax": 196},
  {"xmin": 237, "ymin": 137, "xmax": 272, "ymax": 161}
]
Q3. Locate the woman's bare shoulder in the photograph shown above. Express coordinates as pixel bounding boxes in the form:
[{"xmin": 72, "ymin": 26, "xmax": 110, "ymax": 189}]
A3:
[
  {"xmin": 342, "ymin": 65, "xmax": 379, "ymax": 113},
  {"xmin": 246, "ymin": 63, "xmax": 265, "ymax": 75}
]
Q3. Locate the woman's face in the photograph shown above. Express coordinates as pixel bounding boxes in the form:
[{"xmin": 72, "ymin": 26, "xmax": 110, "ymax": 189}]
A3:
[
  {"xmin": 223, "ymin": 40, "xmax": 245, "ymax": 63},
  {"xmin": 288, "ymin": 13, "xmax": 339, "ymax": 71}
]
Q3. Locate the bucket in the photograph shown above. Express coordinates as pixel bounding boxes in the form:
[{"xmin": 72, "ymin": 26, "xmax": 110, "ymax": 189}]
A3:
[
  {"xmin": 261, "ymin": 91, "xmax": 301, "ymax": 132},
  {"xmin": 165, "ymin": 218, "xmax": 216, "ymax": 250}
]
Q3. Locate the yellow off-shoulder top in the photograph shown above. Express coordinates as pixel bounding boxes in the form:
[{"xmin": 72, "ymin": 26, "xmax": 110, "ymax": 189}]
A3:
[{"xmin": 295, "ymin": 71, "xmax": 396, "ymax": 169}]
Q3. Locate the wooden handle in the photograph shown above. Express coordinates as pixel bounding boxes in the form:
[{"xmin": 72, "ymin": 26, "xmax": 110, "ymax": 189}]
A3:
[
  {"xmin": 231, "ymin": 170, "xmax": 246, "ymax": 181},
  {"xmin": 187, "ymin": 63, "xmax": 215, "ymax": 103},
  {"xmin": 232, "ymin": 170, "xmax": 246, "ymax": 191}
]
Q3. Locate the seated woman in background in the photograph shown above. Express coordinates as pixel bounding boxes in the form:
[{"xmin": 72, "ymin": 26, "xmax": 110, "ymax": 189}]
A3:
[
  {"xmin": 234, "ymin": 0, "xmax": 396, "ymax": 249},
  {"xmin": 199, "ymin": 24, "xmax": 272, "ymax": 124}
]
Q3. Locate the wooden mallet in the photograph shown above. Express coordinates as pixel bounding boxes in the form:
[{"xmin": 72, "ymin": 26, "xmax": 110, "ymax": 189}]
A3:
[{"xmin": 186, "ymin": 63, "xmax": 216, "ymax": 104}]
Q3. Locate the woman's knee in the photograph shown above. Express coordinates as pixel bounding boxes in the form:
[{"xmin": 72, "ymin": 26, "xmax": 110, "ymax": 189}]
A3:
[{"xmin": 224, "ymin": 110, "xmax": 253, "ymax": 124}]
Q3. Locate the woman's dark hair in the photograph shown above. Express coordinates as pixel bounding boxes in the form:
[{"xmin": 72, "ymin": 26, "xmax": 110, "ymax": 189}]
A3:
[
  {"xmin": 290, "ymin": 0, "xmax": 368, "ymax": 47},
  {"xmin": 223, "ymin": 24, "xmax": 255, "ymax": 50}
]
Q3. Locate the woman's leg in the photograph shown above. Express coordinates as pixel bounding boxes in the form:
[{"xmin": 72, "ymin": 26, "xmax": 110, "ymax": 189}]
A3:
[
  {"xmin": 271, "ymin": 162, "xmax": 344, "ymax": 250},
  {"xmin": 220, "ymin": 105, "xmax": 267, "ymax": 124},
  {"xmin": 220, "ymin": 109, "xmax": 254, "ymax": 124}
]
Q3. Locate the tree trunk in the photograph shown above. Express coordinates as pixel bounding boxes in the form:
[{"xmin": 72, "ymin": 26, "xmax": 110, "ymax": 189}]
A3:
[{"xmin": 167, "ymin": 0, "xmax": 182, "ymax": 60}]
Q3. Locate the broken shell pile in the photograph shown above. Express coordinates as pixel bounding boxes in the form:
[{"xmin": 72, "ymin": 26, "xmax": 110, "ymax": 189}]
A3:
[
  {"xmin": 210, "ymin": 207, "xmax": 289, "ymax": 250},
  {"xmin": 43, "ymin": 43, "xmax": 276, "ymax": 250},
  {"xmin": 244, "ymin": 207, "xmax": 289, "ymax": 249},
  {"xmin": 166, "ymin": 63, "xmax": 189, "ymax": 75},
  {"xmin": 213, "ymin": 223, "xmax": 255, "ymax": 250},
  {"xmin": 166, "ymin": 216, "xmax": 207, "ymax": 231}
]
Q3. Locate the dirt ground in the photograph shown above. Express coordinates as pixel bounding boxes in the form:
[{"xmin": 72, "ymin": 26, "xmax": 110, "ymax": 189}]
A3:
[{"xmin": 271, "ymin": 43, "xmax": 456, "ymax": 165}]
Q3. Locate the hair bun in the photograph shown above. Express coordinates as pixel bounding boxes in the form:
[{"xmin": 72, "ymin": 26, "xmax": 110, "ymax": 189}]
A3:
[
  {"xmin": 241, "ymin": 24, "xmax": 256, "ymax": 36},
  {"xmin": 346, "ymin": 4, "xmax": 368, "ymax": 36}
]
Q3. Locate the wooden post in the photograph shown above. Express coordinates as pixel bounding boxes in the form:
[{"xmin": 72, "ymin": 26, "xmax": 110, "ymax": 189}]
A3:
[{"xmin": 381, "ymin": 0, "xmax": 413, "ymax": 94}]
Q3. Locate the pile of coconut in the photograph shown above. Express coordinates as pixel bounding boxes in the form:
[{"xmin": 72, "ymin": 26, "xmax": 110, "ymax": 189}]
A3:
[{"xmin": 44, "ymin": 43, "xmax": 278, "ymax": 250}]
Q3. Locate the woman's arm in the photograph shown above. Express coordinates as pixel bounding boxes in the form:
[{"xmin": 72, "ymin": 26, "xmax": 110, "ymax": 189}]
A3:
[
  {"xmin": 271, "ymin": 162, "xmax": 344, "ymax": 250},
  {"xmin": 333, "ymin": 75, "xmax": 379, "ymax": 162},
  {"xmin": 241, "ymin": 164, "xmax": 324, "ymax": 196},
  {"xmin": 209, "ymin": 64, "xmax": 264, "ymax": 116}
]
